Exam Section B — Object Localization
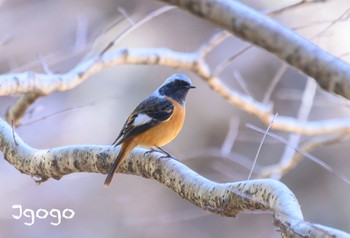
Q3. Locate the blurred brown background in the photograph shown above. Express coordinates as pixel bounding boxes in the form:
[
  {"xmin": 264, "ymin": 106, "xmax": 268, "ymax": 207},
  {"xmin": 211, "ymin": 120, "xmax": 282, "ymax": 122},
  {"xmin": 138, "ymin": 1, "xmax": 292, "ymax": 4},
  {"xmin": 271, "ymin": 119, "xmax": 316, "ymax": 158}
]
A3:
[{"xmin": 1, "ymin": 0, "xmax": 350, "ymax": 237}]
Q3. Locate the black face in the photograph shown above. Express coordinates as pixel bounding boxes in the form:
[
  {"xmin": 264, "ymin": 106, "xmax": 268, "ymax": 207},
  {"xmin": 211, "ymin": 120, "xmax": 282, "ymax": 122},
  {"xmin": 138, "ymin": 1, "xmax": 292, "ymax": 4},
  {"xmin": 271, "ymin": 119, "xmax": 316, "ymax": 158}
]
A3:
[{"xmin": 159, "ymin": 79, "xmax": 195, "ymax": 104}]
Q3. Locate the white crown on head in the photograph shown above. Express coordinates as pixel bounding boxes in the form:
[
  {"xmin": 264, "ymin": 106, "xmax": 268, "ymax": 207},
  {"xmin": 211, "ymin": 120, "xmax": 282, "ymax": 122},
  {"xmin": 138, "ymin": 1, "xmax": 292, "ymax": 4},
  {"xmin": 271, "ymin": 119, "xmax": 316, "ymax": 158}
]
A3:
[{"xmin": 161, "ymin": 73, "xmax": 192, "ymax": 87}]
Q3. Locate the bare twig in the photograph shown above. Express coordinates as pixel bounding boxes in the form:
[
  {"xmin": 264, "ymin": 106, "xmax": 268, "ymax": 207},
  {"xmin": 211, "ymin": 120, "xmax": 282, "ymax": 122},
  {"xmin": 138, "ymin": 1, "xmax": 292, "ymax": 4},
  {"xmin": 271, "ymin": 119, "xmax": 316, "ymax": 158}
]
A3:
[
  {"xmin": 248, "ymin": 113, "xmax": 278, "ymax": 180},
  {"xmin": 74, "ymin": 12, "xmax": 89, "ymax": 51},
  {"xmin": 292, "ymin": 17, "xmax": 350, "ymax": 32},
  {"xmin": 260, "ymin": 131, "xmax": 349, "ymax": 178},
  {"xmin": 262, "ymin": 63, "xmax": 288, "ymax": 103},
  {"xmin": 220, "ymin": 118, "xmax": 239, "ymax": 156},
  {"xmin": 292, "ymin": 132, "xmax": 349, "ymax": 166},
  {"xmin": 117, "ymin": 7, "xmax": 135, "ymax": 26},
  {"xmin": 198, "ymin": 30, "xmax": 230, "ymax": 58},
  {"xmin": 265, "ymin": 0, "xmax": 329, "ymax": 16},
  {"xmin": 20, "ymin": 96, "xmax": 118, "ymax": 126},
  {"xmin": 232, "ymin": 71, "xmax": 252, "ymax": 97},
  {"xmin": 38, "ymin": 54, "xmax": 54, "ymax": 75},
  {"xmin": 264, "ymin": 78, "xmax": 317, "ymax": 179},
  {"xmin": 263, "ymin": 0, "xmax": 308, "ymax": 15},
  {"xmin": 247, "ymin": 124, "xmax": 350, "ymax": 186},
  {"xmin": 311, "ymin": 6, "xmax": 350, "ymax": 39},
  {"xmin": 214, "ymin": 45, "xmax": 252, "ymax": 76},
  {"xmin": 99, "ymin": 6, "xmax": 175, "ymax": 55}
]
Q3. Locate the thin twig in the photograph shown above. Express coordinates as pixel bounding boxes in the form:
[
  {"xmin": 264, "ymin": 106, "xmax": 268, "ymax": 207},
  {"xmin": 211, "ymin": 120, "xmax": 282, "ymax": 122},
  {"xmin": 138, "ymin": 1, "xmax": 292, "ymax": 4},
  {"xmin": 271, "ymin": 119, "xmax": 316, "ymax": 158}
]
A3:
[
  {"xmin": 20, "ymin": 96, "xmax": 118, "ymax": 126},
  {"xmin": 214, "ymin": 45, "xmax": 253, "ymax": 76},
  {"xmin": 293, "ymin": 132, "xmax": 349, "ymax": 165},
  {"xmin": 311, "ymin": 6, "xmax": 350, "ymax": 39},
  {"xmin": 74, "ymin": 12, "xmax": 89, "ymax": 51},
  {"xmin": 263, "ymin": 0, "xmax": 308, "ymax": 15},
  {"xmin": 117, "ymin": 7, "xmax": 135, "ymax": 25},
  {"xmin": 260, "ymin": 132, "xmax": 349, "ymax": 178},
  {"xmin": 263, "ymin": 63, "xmax": 288, "ymax": 104},
  {"xmin": 38, "ymin": 54, "xmax": 54, "ymax": 75},
  {"xmin": 248, "ymin": 113, "xmax": 278, "ymax": 180},
  {"xmin": 99, "ymin": 6, "xmax": 175, "ymax": 55},
  {"xmin": 232, "ymin": 70, "xmax": 252, "ymax": 97},
  {"xmin": 198, "ymin": 31, "xmax": 230, "ymax": 58},
  {"xmin": 220, "ymin": 118, "xmax": 239, "ymax": 156},
  {"xmin": 292, "ymin": 18, "xmax": 350, "ymax": 31},
  {"xmin": 247, "ymin": 124, "xmax": 350, "ymax": 186}
]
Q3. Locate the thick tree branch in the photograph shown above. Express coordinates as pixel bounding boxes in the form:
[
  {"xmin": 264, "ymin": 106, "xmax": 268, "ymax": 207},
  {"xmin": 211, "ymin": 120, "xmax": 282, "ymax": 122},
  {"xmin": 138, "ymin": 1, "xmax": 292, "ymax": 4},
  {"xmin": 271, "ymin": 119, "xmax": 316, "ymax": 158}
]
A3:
[
  {"xmin": 159, "ymin": 0, "xmax": 350, "ymax": 99},
  {"xmin": 0, "ymin": 117, "xmax": 348, "ymax": 237}
]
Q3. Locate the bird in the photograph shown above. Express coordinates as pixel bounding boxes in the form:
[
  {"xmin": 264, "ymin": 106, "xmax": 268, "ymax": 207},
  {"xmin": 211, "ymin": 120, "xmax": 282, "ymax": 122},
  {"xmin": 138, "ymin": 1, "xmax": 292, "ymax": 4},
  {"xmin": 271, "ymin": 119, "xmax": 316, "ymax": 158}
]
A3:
[{"xmin": 104, "ymin": 73, "xmax": 195, "ymax": 187}]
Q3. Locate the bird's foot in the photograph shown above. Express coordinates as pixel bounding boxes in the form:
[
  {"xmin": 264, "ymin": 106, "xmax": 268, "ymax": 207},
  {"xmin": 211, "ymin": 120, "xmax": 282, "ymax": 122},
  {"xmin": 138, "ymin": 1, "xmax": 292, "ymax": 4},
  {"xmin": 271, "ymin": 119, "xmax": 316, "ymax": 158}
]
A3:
[
  {"xmin": 143, "ymin": 146, "xmax": 178, "ymax": 160},
  {"xmin": 143, "ymin": 148, "xmax": 158, "ymax": 158},
  {"xmin": 155, "ymin": 146, "xmax": 176, "ymax": 160}
]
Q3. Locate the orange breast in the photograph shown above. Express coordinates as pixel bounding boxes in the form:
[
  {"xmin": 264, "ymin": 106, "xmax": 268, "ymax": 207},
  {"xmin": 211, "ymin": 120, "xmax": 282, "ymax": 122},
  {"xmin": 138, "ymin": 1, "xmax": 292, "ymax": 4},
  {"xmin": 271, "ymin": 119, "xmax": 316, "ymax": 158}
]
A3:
[{"xmin": 133, "ymin": 97, "xmax": 185, "ymax": 148}]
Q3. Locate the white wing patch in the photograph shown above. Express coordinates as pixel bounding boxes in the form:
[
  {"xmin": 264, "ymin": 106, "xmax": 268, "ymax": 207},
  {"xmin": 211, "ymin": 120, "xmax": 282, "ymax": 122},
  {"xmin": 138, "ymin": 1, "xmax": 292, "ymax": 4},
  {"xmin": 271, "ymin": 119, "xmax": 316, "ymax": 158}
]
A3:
[{"xmin": 133, "ymin": 113, "xmax": 152, "ymax": 126}]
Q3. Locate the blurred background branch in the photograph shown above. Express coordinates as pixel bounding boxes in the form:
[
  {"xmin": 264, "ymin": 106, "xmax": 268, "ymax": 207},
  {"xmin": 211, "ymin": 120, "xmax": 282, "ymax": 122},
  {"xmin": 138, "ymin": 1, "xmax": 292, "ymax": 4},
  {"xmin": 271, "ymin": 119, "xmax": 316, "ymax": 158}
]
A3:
[{"xmin": 161, "ymin": 0, "xmax": 350, "ymax": 99}]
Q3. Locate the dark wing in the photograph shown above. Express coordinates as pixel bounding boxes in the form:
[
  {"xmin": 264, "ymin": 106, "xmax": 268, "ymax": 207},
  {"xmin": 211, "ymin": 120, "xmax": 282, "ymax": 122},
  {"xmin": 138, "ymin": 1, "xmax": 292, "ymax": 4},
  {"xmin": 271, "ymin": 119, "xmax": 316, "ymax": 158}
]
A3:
[{"xmin": 112, "ymin": 96, "xmax": 174, "ymax": 146}]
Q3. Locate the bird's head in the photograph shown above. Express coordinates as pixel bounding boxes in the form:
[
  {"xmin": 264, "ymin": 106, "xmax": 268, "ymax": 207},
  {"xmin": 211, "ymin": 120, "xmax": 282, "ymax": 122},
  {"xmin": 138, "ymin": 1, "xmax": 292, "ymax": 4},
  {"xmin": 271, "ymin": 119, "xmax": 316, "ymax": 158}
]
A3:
[{"xmin": 156, "ymin": 73, "xmax": 195, "ymax": 104}]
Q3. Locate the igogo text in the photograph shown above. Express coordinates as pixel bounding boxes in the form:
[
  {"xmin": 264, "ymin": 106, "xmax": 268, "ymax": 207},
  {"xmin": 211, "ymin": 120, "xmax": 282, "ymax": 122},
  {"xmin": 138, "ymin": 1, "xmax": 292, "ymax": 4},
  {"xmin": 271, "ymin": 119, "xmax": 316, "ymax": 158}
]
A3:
[{"xmin": 12, "ymin": 204, "xmax": 75, "ymax": 226}]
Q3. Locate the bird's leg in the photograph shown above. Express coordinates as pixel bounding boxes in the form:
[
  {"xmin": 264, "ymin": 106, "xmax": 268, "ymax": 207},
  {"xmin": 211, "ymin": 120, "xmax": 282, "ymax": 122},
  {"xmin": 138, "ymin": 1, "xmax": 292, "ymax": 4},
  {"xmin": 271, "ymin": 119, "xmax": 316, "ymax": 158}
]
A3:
[
  {"xmin": 156, "ymin": 146, "xmax": 179, "ymax": 161},
  {"xmin": 155, "ymin": 146, "xmax": 174, "ymax": 159},
  {"xmin": 143, "ymin": 146, "xmax": 177, "ymax": 160}
]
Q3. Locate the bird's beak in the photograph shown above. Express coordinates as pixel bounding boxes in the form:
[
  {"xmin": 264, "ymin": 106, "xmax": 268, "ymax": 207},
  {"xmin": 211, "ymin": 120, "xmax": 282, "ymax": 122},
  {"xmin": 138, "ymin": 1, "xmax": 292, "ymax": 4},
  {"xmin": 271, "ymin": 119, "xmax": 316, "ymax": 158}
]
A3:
[{"xmin": 187, "ymin": 85, "xmax": 196, "ymax": 89}]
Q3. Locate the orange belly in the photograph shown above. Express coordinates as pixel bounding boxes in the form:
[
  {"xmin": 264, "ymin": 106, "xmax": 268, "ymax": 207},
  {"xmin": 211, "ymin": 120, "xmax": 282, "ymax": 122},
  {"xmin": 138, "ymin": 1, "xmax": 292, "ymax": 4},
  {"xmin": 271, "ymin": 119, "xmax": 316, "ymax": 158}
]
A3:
[{"xmin": 132, "ymin": 97, "xmax": 185, "ymax": 148}]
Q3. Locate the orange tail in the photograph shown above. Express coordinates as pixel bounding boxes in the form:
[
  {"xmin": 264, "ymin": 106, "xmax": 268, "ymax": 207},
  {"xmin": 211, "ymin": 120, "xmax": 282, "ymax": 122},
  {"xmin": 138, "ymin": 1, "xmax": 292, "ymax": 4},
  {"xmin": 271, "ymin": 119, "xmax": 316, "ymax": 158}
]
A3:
[{"xmin": 104, "ymin": 142, "xmax": 134, "ymax": 187}]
